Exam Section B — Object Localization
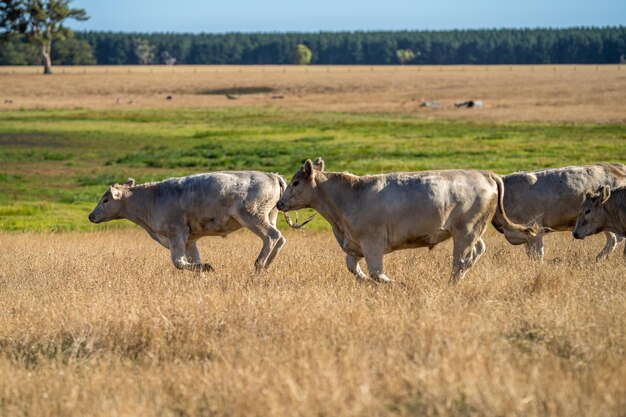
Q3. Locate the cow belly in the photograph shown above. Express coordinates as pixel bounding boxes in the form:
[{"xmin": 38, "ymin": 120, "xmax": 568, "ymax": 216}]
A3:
[
  {"xmin": 189, "ymin": 216, "xmax": 242, "ymax": 238},
  {"xmin": 391, "ymin": 230, "xmax": 451, "ymax": 251}
]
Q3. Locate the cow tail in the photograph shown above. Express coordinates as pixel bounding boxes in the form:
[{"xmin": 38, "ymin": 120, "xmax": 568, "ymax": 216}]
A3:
[
  {"xmin": 275, "ymin": 174, "xmax": 287, "ymax": 197},
  {"xmin": 492, "ymin": 173, "xmax": 539, "ymax": 237},
  {"xmin": 273, "ymin": 174, "xmax": 293, "ymax": 225}
]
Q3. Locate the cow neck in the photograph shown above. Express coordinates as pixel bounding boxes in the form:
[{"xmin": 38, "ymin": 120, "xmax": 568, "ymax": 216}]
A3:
[
  {"xmin": 120, "ymin": 186, "xmax": 156, "ymax": 231},
  {"xmin": 311, "ymin": 172, "xmax": 354, "ymax": 237}
]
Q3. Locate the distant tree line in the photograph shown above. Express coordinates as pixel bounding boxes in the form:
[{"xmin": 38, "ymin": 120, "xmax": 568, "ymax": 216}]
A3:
[{"xmin": 1, "ymin": 26, "xmax": 625, "ymax": 66}]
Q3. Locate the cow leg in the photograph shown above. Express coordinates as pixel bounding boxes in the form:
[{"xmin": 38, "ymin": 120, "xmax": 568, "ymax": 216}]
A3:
[
  {"xmin": 185, "ymin": 241, "xmax": 215, "ymax": 272},
  {"xmin": 259, "ymin": 207, "xmax": 286, "ymax": 269},
  {"xmin": 170, "ymin": 238, "xmax": 212, "ymax": 272},
  {"xmin": 524, "ymin": 235, "xmax": 544, "ymax": 262},
  {"xmin": 450, "ymin": 219, "xmax": 489, "ymax": 284},
  {"xmin": 264, "ymin": 232, "xmax": 286, "ymax": 270},
  {"xmin": 450, "ymin": 236, "xmax": 475, "ymax": 284},
  {"xmin": 268, "ymin": 207, "xmax": 280, "ymax": 227},
  {"xmin": 361, "ymin": 241, "xmax": 392, "ymax": 283},
  {"xmin": 263, "ymin": 207, "xmax": 287, "ymax": 269},
  {"xmin": 185, "ymin": 241, "xmax": 201, "ymax": 263},
  {"xmin": 469, "ymin": 238, "xmax": 486, "ymax": 266},
  {"xmin": 451, "ymin": 202, "xmax": 492, "ymax": 284},
  {"xmin": 346, "ymin": 255, "xmax": 368, "ymax": 281},
  {"xmin": 596, "ymin": 232, "xmax": 621, "ymax": 262},
  {"xmin": 235, "ymin": 212, "xmax": 282, "ymax": 272}
]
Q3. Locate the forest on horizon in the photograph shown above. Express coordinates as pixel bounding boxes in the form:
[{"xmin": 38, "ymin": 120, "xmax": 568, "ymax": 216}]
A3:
[{"xmin": 1, "ymin": 26, "xmax": 625, "ymax": 66}]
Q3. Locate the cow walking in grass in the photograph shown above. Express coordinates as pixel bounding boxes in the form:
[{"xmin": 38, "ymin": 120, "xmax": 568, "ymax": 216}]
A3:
[
  {"xmin": 492, "ymin": 163, "xmax": 626, "ymax": 261},
  {"xmin": 573, "ymin": 185, "xmax": 626, "ymax": 242},
  {"xmin": 89, "ymin": 172, "xmax": 286, "ymax": 272},
  {"xmin": 276, "ymin": 158, "xmax": 538, "ymax": 284}
]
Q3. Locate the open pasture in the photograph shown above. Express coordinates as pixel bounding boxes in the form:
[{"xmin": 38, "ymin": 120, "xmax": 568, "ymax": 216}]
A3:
[
  {"xmin": 0, "ymin": 230, "xmax": 625, "ymax": 417},
  {"xmin": 1, "ymin": 65, "xmax": 625, "ymax": 123}
]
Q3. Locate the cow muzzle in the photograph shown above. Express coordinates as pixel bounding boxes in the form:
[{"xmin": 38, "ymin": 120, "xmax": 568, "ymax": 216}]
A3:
[
  {"xmin": 572, "ymin": 231, "xmax": 583, "ymax": 240},
  {"xmin": 276, "ymin": 200, "xmax": 286, "ymax": 211},
  {"xmin": 88, "ymin": 213, "xmax": 100, "ymax": 223}
]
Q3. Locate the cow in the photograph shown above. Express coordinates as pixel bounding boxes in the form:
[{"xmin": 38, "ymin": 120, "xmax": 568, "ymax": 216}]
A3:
[
  {"xmin": 573, "ymin": 185, "xmax": 626, "ymax": 242},
  {"xmin": 276, "ymin": 158, "xmax": 538, "ymax": 284},
  {"xmin": 88, "ymin": 171, "xmax": 286, "ymax": 273},
  {"xmin": 491, "ymin": 163, "xmax": 626, "ymax": 261}
]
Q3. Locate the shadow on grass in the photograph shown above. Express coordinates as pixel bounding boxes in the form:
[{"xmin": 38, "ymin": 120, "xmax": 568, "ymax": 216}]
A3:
[{"xmin": 198, "ymin": 86, "xmax": 276, "ymax": 95}]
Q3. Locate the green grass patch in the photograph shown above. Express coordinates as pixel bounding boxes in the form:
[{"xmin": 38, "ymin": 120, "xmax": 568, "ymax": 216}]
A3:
[{"xmin": 1, "ymin": 107, "xmax": 625, "ymax": 232}]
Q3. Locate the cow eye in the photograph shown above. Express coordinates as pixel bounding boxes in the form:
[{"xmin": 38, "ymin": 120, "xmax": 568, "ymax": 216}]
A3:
[
  {"xmin": 584, "ymin": 209, "xmax": 591, "ymax": 215},
  {"xmin": 103, "ymin": 198, "xmax": 109, "ymax": 204},
  {"xmin": 293, "ymin": 181, "xmax": 299, "ymax": 187}
]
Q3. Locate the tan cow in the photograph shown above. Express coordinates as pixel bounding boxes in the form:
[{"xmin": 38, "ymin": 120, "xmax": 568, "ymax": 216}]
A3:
[
  {"xmin": 492, "ymin": 163, "xmax": 626, "ymax": 261},
  {"xmin": 89, "ymin": 171, "xmax": 286, "ymax": 272},
  {"xmin": 573, "ymin": 185, "xmax": 626, "ymax": 241},
  {"xmin": 276, "ymin": 158, "xmax": 537, "ymax": 284}
]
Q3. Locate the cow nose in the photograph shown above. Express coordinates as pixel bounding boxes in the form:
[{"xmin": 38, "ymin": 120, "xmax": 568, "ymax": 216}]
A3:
[
  {"xmin": 276, "ymin": 201, "xmax": 284, "ymax": 211},
  {"xmin": 573, "ymin": 231, "xmax": 580, "ymax": 239},
  {"xmin": 88, "ymin": 213, "xmax": 95, "ymax": 223}
]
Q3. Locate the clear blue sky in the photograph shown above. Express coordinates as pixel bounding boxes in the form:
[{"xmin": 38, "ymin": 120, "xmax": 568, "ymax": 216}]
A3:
[{"xmin": 69, "ymin": 0, "xmax": 626, "ymax": 33}]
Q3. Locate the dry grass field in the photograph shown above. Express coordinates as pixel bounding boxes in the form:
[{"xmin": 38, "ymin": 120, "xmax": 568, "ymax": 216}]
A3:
[
  {"xmin": 1, "ymin": 65, "xmax": 625, "ymax": 123},
  {"xmin": 1, "ymin": 229, "xmax": 625, "ymax": 417}
]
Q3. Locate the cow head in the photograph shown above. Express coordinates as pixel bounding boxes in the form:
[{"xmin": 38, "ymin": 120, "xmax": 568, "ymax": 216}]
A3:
[
  {"xmin": 276, "ymin": 158, "xmax": 324, "ymax": 211},
  {"xmin": 88, "ymin": 178, "xmax": 135, "ymax": 223},
  {"xmin": 572, "ymin": 185, "xmax": 611, "ymax": 239}
]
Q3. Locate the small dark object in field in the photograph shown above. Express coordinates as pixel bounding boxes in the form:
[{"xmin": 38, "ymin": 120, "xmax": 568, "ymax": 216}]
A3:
[
  {"xmin": 4, "ymin": 99, "xmax": 13, "ymax": 104},
  {"xmin": 166, "ymin": 95, "xmax": 173, "ymax": 100},
  {"xmin": 128, "ymin": 99, "xmax": 134, "ymax": 104},
  {"xmin": 271, "ymin": 95, "xmax": 284, "ymax": 99},
  {"xmin": 455, "ymin": 100, "xmax": 483, "ymax": 108},
  {"xmin": 226, "ymin": 94, "xmax": 238, "ymax": 100},
  {"xmin": 420, "ymin": 100, "xmax": 441, "ymax": 109}
]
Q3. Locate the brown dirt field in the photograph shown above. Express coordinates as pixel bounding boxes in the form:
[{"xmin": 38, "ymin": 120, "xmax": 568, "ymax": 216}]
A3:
[
  {"xmin": 1, "ymin": 229, "xmax": 625, "ymax": 417},
  {"xmin": 1, "ymin": 65, "xmax": 625, "ymax": 123}
]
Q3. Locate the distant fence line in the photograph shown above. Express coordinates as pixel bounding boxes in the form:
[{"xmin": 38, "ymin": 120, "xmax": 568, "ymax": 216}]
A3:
[{"xmin": 0, "ymin": 64, "xmax": 623, "ymax": 75}]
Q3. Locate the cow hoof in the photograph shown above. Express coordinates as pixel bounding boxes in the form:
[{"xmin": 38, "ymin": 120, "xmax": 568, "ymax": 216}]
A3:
[
  {"xmin": 374, "ymin": 275, "xmax": 393, "ymax": 284},
  {"xmin": 201, "ymin": 263, "xmax": 214, "ymax": 272}
]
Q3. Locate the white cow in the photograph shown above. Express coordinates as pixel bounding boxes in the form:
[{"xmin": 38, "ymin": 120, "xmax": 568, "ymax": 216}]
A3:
[
  {"xmin": 276, "ymin": 158, "xmax": 538, "ymax": 284},
  {"xmin": 492, "ymin": 163, "xmax": 626, "ymax": 261},
  {"xmin": 89, "ymin": 171, "xmax": 286, "ymax": 272}
]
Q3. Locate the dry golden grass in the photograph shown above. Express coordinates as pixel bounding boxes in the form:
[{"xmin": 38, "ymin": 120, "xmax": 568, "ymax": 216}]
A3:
[
  {"xmin": 1, "ymin": 65, "xmax": 625, "ymax": 123},
  {"xmin": 1, "ymin": 229, "xmax": 625, "ymax": 417}
]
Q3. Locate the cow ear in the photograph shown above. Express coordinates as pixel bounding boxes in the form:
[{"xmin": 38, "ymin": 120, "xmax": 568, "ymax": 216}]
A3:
[
  {"xmin": 124, "ymin": 177, "xmax": 135, "ymax": 187},
  {"xmin": 313, "ymin": 157, "xmax": 325, "ymax": 172},
  {"xmin": 110, "ymin": 186, "xmax": 123, "ymax": 200},
  {"xmin": 601, "ymin": 185, "xmax": 611, "ymax": 205},
  {"xmin": 303, "ymin": 159, "xmax": 314, "ymax": 177}
]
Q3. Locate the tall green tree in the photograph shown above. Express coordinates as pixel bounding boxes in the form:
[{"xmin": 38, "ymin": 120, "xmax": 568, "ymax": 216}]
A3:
[
  {"xmin": 290, "ymin": 43, "xmax": 312, "ymax": 65},
  {"xmin": 133, "ymin": 38, "xmax": 154, "ymax": 65},
  {"xmin": 396, "ymin": 48, "xmax": 417, "ymax": 64},
  {"xmin": 0, "ymin": 0, "xmax": 88, "ymax": 74}
]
